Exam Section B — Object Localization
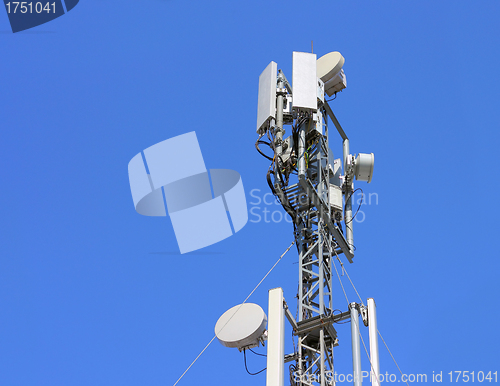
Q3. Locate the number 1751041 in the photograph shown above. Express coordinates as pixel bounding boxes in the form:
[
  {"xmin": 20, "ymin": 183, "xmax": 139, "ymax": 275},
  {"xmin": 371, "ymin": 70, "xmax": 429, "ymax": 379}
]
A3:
[
  {"xmin": 5, "ymin": 2, "xmax": 56, "ymax": 14},
  {"xmin": 448, "ymin": 371, "xmax": 498, "ymax": 383}
]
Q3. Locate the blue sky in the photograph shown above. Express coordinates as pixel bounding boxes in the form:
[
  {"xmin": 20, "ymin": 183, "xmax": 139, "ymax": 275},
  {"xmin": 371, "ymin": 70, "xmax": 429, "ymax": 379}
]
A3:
[{"xmin": 1, "ymin": 1, "xmax": 499, "ymax": 385}]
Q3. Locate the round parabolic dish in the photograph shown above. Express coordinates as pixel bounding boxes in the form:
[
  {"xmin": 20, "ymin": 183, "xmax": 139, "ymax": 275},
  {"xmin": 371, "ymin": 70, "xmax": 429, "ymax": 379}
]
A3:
[
  {"xmin": 215, "ymin": 303, "xmax": 267, "ymax": 349},
  {"xmin": 317, "ymin": 51, "xmax": 345, "ymax": 83}
]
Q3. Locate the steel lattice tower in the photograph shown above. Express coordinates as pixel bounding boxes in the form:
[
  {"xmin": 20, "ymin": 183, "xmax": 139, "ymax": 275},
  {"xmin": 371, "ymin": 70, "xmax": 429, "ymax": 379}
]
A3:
[{"xmin": 255, "ymin": 52, "xmax": 369, "ymax": 386}]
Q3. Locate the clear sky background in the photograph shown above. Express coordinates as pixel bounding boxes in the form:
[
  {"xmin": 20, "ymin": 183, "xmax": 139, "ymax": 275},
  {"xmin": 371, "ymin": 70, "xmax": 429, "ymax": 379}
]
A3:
[{"xmin": 1, "ymin": 1, "xmax": 499, "ymax": 385}]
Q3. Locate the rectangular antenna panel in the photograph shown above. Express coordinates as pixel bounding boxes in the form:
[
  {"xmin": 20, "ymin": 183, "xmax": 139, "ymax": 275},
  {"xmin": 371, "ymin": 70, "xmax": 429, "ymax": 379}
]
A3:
[
  {"xmin": 256, "ymin": 61, "xmax": 277, "ymax": 134},
  {"xmin": 292, "ymin": 52, "xmax": 317, "ymax": 111},
  {"xmin": 329, "ymin": 184, "xmax": 343, "ymax": 212}
]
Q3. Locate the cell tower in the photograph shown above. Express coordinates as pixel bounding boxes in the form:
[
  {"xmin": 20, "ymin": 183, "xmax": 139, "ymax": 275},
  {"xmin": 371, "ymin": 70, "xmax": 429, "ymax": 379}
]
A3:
[{"xmin": 214, "ymin": 50, "xmax": 378, "ymax": 386}]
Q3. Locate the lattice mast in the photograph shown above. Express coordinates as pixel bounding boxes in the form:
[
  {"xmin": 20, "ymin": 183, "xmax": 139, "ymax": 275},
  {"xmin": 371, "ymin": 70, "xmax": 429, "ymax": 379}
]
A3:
[{"xmin": 256, "ymin": 51, "xmax": 375, "ymax": 386}]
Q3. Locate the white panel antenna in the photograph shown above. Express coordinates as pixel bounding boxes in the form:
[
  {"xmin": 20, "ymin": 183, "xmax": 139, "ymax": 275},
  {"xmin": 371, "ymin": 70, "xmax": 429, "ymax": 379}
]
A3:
[
  {"xmin": 257, "ymin": 61, "xmax": 278, "ymax": 134},
  {"xmin": 292, "ymin": 52, "xmax": 317, "ymax": 111}
]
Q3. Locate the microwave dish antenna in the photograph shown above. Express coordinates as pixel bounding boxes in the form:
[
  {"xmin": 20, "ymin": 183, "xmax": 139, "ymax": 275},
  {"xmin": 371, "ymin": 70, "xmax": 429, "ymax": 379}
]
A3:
[{"xmin": 215, "ymin": 303, "xmax": 267, "ymax": 351}]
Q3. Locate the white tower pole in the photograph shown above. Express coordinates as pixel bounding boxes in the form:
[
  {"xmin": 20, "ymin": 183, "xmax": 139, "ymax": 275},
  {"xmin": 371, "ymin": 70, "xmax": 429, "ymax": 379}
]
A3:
[
  {"xmin": 266, "ymin": 288, "xmax": 285, "ymax": 386},
  {"xmin": 350, "ymin": 302, "xmax": 363, "ymax": 386},
  {"xmin": 367, "ymin": 298, "xmax": 380, "ymax": 386}
]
